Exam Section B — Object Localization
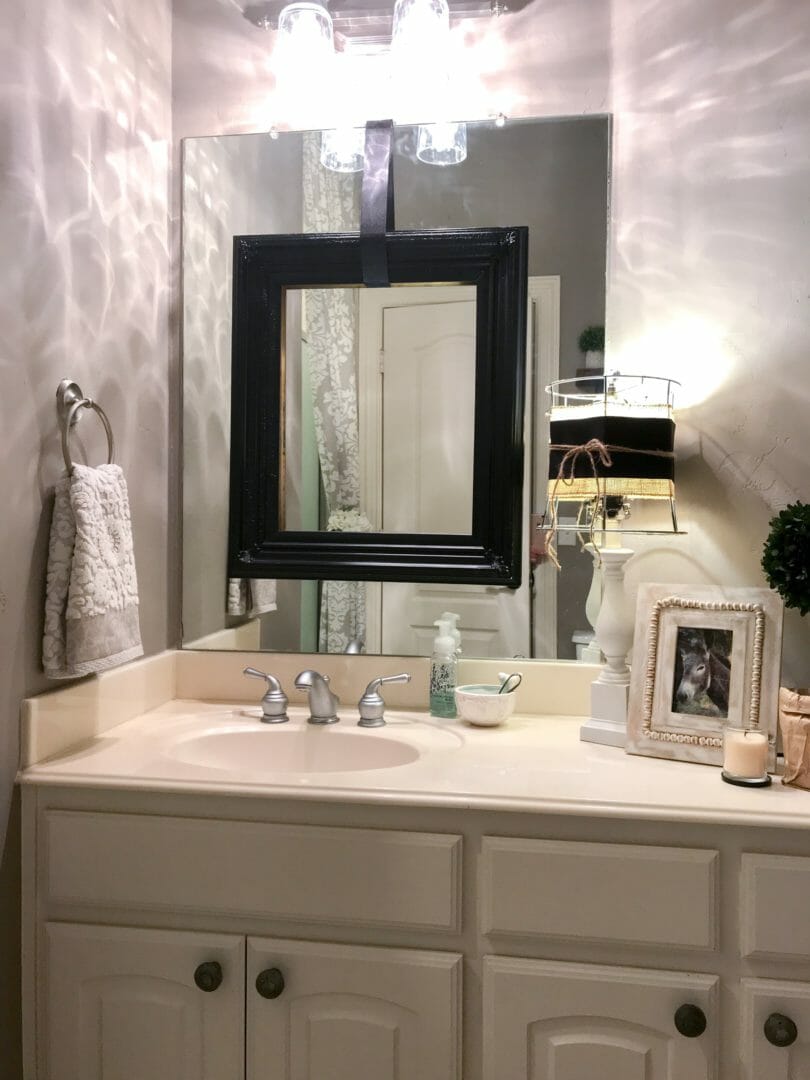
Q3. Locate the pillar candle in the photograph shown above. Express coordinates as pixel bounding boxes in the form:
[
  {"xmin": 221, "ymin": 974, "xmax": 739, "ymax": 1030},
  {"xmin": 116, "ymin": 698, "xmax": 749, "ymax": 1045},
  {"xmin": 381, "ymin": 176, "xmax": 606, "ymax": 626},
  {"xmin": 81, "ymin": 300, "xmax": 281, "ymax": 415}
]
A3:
[{"xmin": 723, "ymin": 728, "xmax": 768, "ymax": 778}]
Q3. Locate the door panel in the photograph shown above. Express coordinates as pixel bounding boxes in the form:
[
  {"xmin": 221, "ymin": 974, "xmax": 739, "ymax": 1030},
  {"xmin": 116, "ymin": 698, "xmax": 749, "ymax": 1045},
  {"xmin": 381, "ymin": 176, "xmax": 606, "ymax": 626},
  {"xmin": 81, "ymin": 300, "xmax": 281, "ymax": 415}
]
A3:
[
  {"xmin": 483, "ymin": 956, "xmax": 717, "ymax": 1080},
  {"xmin": 742, "ymin": 978, "xmax": 810, "ymax": 1079},
  {"xmin": 247, "ymin": 937, "xmax": 461, "ymax": 1080},
  {"xmin": 44, "ymin": 923, "xmax": 244, "ymax": 1080}
]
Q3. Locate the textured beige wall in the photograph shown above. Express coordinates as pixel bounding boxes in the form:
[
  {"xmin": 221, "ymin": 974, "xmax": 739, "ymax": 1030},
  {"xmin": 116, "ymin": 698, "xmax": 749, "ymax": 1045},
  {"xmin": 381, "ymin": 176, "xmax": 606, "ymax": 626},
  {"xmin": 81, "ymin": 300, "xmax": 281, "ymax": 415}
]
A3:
[
  {"xmin": 173, "ymin": 0, "xmax": 810, "ymax": 684},
  {"xmin": 0, "ymin": 2, "xmax": 172, "ymax": 1072}
]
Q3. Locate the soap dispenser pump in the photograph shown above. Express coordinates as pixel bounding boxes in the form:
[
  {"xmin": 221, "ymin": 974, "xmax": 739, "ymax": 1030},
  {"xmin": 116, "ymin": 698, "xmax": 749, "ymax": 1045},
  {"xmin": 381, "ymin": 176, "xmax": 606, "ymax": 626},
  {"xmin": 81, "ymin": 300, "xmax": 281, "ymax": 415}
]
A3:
[
  {"xmin": 430, "ymin": 617, "xmax": 458, "ymax": 719},
  {"xmin": 440, "ymin": 611, "xmax": 462, "ymax": 657}
]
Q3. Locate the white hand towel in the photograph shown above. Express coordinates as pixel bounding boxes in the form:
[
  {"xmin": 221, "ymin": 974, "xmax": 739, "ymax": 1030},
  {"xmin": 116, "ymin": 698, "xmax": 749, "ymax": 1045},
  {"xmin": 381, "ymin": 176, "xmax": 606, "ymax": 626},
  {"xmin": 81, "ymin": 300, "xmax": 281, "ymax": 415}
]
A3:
[
  {"xmin": 227, "ymin": 578, "xmax": 278, "ymax": 618},
  {"xmin": 43, "ymin": 464, "xmax": 143, "ymax": 679}
]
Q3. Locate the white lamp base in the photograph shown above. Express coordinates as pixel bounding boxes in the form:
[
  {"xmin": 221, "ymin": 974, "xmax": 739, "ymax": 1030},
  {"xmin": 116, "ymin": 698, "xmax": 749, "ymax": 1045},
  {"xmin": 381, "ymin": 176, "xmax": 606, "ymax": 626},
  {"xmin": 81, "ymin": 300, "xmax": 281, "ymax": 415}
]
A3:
[{"xmin": 580, "ymin": 680, "xmax": 630, "ymax": 747}]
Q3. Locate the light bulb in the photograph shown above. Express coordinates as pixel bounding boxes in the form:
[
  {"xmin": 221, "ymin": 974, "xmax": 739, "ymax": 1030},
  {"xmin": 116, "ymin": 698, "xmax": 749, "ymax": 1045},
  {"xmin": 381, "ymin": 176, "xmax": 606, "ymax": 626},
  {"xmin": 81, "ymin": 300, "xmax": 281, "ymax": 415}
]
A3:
[
  {"xmin": 391, "ymin": 0, "xmax": 449, "ymax": 63},
  {"xmin": 277, "ymin": 2, "xmax": 334, "ymax": 63}
]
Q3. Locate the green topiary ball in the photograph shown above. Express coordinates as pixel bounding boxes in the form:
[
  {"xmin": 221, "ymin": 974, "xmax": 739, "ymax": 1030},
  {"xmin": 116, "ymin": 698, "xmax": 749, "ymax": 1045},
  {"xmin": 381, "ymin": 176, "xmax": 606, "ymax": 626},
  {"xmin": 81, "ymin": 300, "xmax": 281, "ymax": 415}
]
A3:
[
  {"xmin": 578, "ymin": 325, "xmax": 605, "ymax": 353},
  {"xmin": 762, "ymin": 502, "xmax": 810, "ymax": 616}
]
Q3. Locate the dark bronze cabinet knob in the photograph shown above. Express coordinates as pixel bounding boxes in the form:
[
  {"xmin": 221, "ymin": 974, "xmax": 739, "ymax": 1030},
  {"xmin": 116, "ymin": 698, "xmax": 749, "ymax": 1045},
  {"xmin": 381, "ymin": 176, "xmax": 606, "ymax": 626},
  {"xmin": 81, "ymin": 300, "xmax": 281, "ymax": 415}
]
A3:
[
  {"xmin": 674, "ymin": 1003, "xmax": 707, "ymax": 1038},
  {"xmin": 193, "ymin": 961, "xmax": 223, "ymax": 993},
  {"xmin": 256, "ymin": 967, "xmax": 285, "ymax": 999},
  {"xmin": 764, "ymin": 1013, "xmax": 798, "ymax": 1047}
]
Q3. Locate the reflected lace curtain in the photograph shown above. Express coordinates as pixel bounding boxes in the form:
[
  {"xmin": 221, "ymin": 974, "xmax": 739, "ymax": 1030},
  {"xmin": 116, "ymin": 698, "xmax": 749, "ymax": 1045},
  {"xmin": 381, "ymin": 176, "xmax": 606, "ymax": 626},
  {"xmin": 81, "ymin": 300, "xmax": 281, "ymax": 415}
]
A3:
[{"xmin": 302, "ymin": 133, "xmax": 370, "ymax": 653}]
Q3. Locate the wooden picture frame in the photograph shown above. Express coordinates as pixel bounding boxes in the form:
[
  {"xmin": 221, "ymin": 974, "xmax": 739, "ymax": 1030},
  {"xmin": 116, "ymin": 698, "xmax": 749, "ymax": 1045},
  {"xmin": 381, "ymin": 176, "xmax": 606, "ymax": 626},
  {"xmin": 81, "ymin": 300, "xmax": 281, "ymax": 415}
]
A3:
[
  {"xmin": 227, "ymin": 227, "xmax": 528, "ymax": 585},
  {"xmin": 626, "ymin": 584, "xmax": 784, "ymax": 769}
]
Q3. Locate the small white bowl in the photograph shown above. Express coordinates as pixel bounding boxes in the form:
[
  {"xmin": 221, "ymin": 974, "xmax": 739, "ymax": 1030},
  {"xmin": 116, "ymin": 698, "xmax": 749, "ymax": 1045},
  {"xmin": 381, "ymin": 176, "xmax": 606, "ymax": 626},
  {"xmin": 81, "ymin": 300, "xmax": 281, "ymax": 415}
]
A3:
[{"xmin": 455, "ymin": 684, "xmax": 516, "ymax": 727}]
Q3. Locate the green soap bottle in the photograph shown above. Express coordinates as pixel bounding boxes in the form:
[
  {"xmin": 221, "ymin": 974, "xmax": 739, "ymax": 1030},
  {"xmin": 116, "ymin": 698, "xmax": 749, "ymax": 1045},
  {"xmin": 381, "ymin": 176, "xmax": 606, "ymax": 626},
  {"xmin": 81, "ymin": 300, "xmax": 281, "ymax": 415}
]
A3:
[{"xmin": 429, "ymin": 617, "xmax": 458, "ymax": 718}]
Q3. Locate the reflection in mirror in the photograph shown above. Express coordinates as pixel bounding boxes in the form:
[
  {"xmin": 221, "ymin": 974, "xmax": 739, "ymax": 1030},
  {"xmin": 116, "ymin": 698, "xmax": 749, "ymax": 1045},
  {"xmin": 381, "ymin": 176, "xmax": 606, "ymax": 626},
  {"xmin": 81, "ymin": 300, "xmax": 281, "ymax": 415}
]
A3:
[
  {"xmin": 182, "ymin": 115, "xmax": 610, "ymax": 660},
  {"xmin": 283, "ymin": 285, "xmax": 476, "ymax": 536}
]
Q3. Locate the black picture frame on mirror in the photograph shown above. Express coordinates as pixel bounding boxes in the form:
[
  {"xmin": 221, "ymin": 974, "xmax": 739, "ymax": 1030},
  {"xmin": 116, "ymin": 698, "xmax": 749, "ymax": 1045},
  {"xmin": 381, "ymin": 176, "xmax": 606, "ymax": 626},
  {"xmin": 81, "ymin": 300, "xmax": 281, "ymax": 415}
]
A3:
[{"xmin": 228, "ymin": 226, "xmax": 528, "ymax": 585}]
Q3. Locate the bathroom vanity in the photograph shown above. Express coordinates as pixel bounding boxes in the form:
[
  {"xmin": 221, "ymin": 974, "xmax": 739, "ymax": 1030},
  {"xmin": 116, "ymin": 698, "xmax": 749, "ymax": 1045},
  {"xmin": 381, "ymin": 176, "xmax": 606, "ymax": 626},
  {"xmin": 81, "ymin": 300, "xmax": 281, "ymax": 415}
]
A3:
[{"xmin": 18, "ymin": 651, "xmax": 810, "ymax": 1080}]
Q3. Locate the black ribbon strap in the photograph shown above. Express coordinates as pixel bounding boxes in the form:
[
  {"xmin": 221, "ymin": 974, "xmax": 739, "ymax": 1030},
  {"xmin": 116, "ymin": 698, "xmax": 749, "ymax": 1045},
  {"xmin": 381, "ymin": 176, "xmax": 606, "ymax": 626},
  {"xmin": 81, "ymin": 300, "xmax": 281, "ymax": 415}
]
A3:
[{"xmin": 360, "ymin": 119, "xmax": 395, "ymax": 287}]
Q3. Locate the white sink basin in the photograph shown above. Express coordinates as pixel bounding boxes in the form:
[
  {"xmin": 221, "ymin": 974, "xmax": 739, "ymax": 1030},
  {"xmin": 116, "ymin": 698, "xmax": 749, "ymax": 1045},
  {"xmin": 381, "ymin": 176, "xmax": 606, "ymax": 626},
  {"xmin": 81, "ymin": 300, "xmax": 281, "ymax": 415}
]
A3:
[{"xmin": 168, "ymin": 726, "xmax": 421, "ymax": 774}]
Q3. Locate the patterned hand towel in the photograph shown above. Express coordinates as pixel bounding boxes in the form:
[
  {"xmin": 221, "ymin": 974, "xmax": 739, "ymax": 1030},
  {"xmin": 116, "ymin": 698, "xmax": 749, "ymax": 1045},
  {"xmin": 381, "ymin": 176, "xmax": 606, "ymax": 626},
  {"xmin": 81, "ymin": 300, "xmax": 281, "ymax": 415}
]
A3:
[
  {"xmin": 227, "ymin": 577, "xmax": 277, "ymax": 618},
  {"xmin": 43, "ymin": 464, "xmax": 143, "ymax": 679}
]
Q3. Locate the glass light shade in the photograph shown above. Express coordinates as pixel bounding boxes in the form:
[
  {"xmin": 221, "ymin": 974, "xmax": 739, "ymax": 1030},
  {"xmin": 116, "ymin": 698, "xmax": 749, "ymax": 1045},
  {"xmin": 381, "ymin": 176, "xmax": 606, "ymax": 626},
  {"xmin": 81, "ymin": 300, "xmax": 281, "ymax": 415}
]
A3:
[
  {"xmin": 391, "ymin": 0, "xmax": 449, "ymax": 62},
  {"xmin": 416, "ymin": 122, "xmax": 467, "ymax": 166},
  {"xmin": 320, "ymin": 128, "xmax": 365, "ymax": 173},
  {"xmin": 277, "ymin": 2, "xmax": 334, "ymax": 65}
]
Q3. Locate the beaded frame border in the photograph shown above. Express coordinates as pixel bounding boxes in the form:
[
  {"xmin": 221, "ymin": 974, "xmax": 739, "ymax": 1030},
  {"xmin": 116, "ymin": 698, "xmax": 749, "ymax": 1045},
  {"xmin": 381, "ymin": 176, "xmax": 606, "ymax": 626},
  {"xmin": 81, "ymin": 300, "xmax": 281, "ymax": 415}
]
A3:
[{"xmin": 641, "ymin": 597, "xmax": 766, "ymax": 748}]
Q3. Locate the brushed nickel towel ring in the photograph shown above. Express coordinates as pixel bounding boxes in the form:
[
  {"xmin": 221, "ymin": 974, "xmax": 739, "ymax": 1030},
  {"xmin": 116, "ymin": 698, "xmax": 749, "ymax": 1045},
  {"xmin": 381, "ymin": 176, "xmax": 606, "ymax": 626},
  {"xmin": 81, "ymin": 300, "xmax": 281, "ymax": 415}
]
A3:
[{"xmin": 56, "ymin": 379, "xmax": 115, "ymax": 473}]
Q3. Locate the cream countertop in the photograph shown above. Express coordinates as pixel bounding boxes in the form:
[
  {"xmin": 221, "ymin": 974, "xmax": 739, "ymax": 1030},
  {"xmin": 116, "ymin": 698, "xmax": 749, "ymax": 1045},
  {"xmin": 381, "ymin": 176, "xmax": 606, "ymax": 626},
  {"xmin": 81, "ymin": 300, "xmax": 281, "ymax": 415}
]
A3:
[{"xmin": 18, "ymin": 697, "xmax": 810, "ymax": 829}]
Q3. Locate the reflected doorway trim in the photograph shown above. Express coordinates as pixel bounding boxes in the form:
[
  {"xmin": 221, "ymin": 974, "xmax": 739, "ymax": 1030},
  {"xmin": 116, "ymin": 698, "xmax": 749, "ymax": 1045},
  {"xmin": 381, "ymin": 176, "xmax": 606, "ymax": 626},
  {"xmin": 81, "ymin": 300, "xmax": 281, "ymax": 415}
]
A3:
[{"xmin": 358, "ymin": 277, "xmax": 560, "ymax": 657}]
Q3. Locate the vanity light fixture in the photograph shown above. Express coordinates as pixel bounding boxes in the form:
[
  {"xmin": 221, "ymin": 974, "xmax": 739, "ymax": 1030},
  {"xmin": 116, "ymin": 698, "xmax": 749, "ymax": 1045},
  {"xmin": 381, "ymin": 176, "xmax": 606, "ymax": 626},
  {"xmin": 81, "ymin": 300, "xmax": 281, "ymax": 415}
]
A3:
[{"xmin": 244, "ymin": 0, "xmax": 515, "ymax": 167}]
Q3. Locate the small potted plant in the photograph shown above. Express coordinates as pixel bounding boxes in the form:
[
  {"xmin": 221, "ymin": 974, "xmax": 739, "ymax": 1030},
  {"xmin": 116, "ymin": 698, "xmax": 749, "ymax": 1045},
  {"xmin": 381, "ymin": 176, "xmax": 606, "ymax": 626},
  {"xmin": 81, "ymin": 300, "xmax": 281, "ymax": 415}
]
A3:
[
  {"xmin": 579, "ymin": 325, "xmax": 605, "ymax": 370},
  {"xmin": 762, "ymin": 502, "xmax": 810, "ymax": 788}
]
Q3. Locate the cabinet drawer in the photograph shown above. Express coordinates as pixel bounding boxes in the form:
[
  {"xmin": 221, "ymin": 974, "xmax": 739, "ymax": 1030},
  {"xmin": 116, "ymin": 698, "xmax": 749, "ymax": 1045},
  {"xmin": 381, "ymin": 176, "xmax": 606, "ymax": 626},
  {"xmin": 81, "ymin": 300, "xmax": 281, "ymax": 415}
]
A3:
[
  {"xmin": 44, "ymin": 811, "xmax": 462, "ymax": 932},
  {"xmin": 481, "ymin": 837, "xmax": 718, "ymax": 950},
  {"xmin": 741, "ymin": 854, "xmax": 810, "ymax": 960}
]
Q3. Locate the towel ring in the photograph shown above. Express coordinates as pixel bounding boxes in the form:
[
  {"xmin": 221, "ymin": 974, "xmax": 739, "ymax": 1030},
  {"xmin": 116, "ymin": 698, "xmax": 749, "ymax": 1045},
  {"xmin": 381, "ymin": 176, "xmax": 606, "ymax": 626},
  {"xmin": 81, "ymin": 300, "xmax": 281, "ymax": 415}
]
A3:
[{"xmin": 61, "ymin": 398, "xmax": 115, "ymax": 473}]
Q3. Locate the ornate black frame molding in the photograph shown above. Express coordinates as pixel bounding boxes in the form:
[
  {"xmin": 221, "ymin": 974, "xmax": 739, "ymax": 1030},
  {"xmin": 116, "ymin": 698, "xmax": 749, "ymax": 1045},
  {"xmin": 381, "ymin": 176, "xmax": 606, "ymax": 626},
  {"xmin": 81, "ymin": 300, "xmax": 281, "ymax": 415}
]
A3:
[{"xmin": 228, "ymin": 226, "xmax": 528, "ymax": 585}]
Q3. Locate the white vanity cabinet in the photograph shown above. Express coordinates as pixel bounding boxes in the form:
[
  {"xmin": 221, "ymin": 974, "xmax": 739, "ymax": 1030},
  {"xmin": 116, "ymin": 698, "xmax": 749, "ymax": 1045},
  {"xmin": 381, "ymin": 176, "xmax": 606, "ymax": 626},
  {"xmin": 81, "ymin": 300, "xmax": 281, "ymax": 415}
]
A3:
[
  {"xmin": 42, "ymin": 923, "xmax": 460, "ymax": 1080},
  {"xmin": 21, "ymin": 784, "xmax": 810, "ymax": 1080}
]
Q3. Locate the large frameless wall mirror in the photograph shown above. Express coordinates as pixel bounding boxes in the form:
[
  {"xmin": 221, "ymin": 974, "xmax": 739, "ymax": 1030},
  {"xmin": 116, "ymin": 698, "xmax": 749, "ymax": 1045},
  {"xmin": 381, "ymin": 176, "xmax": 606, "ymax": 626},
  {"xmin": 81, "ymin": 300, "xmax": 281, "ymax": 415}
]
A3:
[{"xmin": 183, "ymin": 115, "xmax": 610, "ymax": 659}]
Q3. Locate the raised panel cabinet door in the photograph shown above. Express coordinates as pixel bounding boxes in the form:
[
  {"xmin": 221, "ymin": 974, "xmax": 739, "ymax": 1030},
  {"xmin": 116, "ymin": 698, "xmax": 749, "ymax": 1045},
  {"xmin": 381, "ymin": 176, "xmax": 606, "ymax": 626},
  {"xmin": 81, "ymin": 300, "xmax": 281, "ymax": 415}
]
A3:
[
  {"xmin": 483, "ymin": 957, "xmax": 718, "ymax": 1080},
  {"xmin": 247, "ymin": 937, "xmax": 462, "ymax": 1080},
  {"xmin": 44, "ymin": 923, "xmax": 244, "ymax": 1080},
  {"xmin": 742, "ymin": 978, "xmax": 810, "ymax": 1079}
]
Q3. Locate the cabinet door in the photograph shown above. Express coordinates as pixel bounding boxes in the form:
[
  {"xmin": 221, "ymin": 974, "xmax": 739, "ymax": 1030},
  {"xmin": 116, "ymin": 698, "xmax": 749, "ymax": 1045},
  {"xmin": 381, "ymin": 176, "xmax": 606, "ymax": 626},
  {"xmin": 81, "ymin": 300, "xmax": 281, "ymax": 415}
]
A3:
[
  {"xmin": 247, "ymin": 937, "xmax": 461, "ymax": 1080},
  {"xmin": 742, "ymin": 978, "xmax": 810, "ymax": 1079},
  {"xmin": 483, "ymin": 956, "xmax": 718, "ymax": 1080},
  {"xmin": 44, "ymin": 923, "xmax": 244, "ymax": 1080}
]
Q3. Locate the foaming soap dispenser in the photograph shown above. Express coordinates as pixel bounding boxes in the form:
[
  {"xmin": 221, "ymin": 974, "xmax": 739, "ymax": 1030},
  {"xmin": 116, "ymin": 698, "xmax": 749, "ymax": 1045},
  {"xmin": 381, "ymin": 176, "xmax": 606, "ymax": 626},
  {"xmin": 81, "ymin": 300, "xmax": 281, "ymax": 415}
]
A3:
[{"xmin": 430, "ymin": 617, "xmax": 458, "ymax": 718}]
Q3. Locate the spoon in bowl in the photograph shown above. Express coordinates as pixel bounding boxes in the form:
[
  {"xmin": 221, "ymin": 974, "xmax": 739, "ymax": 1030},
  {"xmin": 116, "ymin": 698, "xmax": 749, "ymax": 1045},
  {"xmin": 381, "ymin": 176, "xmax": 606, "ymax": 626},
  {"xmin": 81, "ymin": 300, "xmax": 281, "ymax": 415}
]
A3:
[{"xmin": 497, "ymin": 672, "xmax": 523, "ymax": 695}]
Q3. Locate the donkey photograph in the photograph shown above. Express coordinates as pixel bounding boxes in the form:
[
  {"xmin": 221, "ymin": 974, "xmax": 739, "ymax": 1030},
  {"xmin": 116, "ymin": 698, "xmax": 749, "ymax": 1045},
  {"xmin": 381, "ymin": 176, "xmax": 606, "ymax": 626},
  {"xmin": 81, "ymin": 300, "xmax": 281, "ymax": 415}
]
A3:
[{"xmin": 671, "ymin": 627, "xmax": 733, "ymax": 718}]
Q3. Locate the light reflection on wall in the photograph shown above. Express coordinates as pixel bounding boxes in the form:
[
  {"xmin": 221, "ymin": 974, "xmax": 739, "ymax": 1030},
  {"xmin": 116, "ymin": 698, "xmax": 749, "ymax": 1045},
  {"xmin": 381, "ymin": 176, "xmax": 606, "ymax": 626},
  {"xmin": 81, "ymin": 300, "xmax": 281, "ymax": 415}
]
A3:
[{"xmin": 614, "ymin": 316, "xmax": 735, "ymax": 409}]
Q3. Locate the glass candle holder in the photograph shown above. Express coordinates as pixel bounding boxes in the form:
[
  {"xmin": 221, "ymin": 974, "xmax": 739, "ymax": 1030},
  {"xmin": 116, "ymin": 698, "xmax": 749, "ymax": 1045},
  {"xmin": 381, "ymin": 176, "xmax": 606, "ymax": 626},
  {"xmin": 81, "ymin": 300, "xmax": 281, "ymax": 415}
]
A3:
[{"xmin": 722, "ymin": 727, "xmax": 771, "ymax": 788}]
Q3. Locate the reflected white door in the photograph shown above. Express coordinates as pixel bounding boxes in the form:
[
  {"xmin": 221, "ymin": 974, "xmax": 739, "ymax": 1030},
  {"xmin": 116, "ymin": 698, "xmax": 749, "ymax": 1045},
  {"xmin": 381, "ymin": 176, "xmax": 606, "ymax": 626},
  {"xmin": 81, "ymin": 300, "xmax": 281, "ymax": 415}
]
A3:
[
  {"xmin": 45, "ymin": 923, "xmax": 245, "ymax": 1080},
  {"xmin": 358, "ymin": 280, "xmax": 558, "ymax": 658},
  {"xmin": 247, "ymin": 937, "xmax": 461, "ymax": 1080}
]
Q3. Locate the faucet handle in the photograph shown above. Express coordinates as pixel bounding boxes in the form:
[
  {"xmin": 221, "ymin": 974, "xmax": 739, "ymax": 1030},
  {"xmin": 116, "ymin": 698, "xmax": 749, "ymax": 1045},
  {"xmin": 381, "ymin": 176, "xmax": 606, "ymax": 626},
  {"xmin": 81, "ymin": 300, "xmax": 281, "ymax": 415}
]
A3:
[
  {"xmin": 243, "ymin": 667, "xmax": 289, "ymax": 724},
  {"xmin": 358, "ymin": 673, "xmax": 412, "ymax": 728}
]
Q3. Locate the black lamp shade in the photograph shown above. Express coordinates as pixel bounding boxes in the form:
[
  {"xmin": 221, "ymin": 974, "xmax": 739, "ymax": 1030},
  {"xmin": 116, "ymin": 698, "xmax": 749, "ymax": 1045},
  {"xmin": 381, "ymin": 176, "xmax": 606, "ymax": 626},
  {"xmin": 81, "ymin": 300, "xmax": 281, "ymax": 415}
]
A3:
[{"xmin": 548, "ymin": 414, "xmax": 675, "ymax": 500}]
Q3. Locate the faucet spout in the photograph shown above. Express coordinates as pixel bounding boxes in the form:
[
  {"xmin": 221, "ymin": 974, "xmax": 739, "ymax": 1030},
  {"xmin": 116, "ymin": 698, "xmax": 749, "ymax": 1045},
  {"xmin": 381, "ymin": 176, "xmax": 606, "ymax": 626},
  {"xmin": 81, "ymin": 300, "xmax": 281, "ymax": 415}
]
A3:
[{"xmin": 294, "ymin": 669, "xmax": 340, "ymax": 725}]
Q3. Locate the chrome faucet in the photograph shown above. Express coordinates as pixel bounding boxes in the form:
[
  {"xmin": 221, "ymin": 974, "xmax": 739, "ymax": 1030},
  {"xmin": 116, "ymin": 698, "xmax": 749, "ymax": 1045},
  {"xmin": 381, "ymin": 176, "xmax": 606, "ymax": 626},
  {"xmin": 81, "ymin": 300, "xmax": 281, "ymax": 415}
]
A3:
[{"xmin": 294, "ymin": 669, "xmax": 340, "ymax": 724}]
